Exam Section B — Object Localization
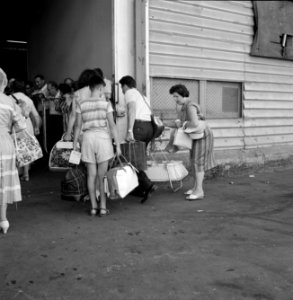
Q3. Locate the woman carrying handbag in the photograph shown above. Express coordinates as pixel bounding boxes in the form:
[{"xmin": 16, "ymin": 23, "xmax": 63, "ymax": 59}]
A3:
[
  {"xmin": 0, "ymin": 68, "xmax": 26, "ymax": 234},
  {"xmin": 166, "ymin": 84, "xmax": 216, "ymax": 201}
]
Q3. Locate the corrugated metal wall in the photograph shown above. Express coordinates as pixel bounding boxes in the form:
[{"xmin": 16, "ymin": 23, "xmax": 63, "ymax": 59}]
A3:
[{"xmin": 148, "ymin": 0, "xmax": 293, "ymax": 150}]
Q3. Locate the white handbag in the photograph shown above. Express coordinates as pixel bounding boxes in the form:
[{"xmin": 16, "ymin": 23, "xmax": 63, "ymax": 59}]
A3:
[
  {"xmin": 173, "ymin": 128, "xmax": 192, "ymax": 149},
  {"xmin": 106, "ymin": 155, "xmax": 139, "ymax": 199},
  {"xmin": 146, "ymin": 151, "xmax": 188, "ymax": 192}
]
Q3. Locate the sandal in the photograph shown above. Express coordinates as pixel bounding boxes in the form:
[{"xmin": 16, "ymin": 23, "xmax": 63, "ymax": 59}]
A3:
[{"xmin": 99, "ymin": 208, "xmax": 110, "ymax": 217}]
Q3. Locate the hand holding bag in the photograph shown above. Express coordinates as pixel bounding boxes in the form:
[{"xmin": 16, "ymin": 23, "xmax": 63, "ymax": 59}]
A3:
[
  {"xmin": 106, "ymin": 155, "xmax": 139, "ymax": 199},
  {"xmin": 49, "ymin": 134, "xmax": 80, "ymax": 171},
  {"xmin": 12, "ymin": 129, "xmax": 43, "ymax": 167},
  {"xmin": 173, "ymin": 128, "xmax": 192, "ymax": 150}
]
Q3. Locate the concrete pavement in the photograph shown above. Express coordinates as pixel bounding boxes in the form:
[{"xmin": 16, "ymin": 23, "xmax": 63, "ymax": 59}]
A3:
[{"xmin": 1, "ymin": 166, "xmax": 293, "ymax": 300}]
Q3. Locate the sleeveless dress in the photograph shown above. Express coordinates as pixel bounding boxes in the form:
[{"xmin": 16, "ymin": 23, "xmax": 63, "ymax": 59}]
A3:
[{"xmin": 180, "ymin": 101, "xmax": 216, "ymax": 174}]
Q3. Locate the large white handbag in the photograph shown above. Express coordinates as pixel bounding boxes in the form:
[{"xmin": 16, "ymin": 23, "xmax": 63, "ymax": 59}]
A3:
[
  {"xmin": 173, "ymin": 128, "xmax": 192, "ymax": 150},
  {"xmin": 146, "ymin": 153, "xmax": 188, "ymax": 192},
  {"xmin": 105, "ymin": 156, "xmax": 139, "ymax": 199}
]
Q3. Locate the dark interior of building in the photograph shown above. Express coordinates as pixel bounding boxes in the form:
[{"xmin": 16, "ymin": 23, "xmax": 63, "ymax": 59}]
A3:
[{"xmin": 0, "ymin": 0, "xmax": 44, "ymax": 80}]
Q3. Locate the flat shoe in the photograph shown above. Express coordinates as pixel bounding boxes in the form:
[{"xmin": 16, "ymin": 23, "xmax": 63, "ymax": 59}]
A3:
[
  {"xmin": 184, "ymin": 189, "xmax": 194, "ymax": 195},
  {"xmin": 185, "ymin": 194, "xmax": 204, "ymax": 201}
]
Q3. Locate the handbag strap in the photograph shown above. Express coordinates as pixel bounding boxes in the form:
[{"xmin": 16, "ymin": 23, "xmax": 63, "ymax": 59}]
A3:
[
  {"xmin": 138, "ymin": 92, "xmax": 153, "ymax": 115},
  {"xmin": 11, "ymin": 94, "xmax": 20, "ymax": 105}
]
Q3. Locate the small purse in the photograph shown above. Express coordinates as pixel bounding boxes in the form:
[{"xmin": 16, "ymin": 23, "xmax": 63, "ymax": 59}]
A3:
[{"xmin": 12, "ymin": 129, "xmax": 43, "ymax": 167}]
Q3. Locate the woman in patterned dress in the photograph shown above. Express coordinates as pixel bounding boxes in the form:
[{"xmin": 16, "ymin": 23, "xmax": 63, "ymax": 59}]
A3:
[
  {"xmin": 0, "ymin": 68, "xmax": 26, "ymax": 234},
  {"xmin": 10, "ymin": 80, "xmax": 41, "ymax": 181},
  {"xmin": 169, "ymin": 84, "xmax": 216, "ymax": 200}
]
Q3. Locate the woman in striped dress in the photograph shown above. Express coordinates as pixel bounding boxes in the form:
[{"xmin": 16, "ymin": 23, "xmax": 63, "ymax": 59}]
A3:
[
  {"xmin": 169, "ymin": 84, "xmax": 216, "ymax": 200},
  {"xmin": 0, "ymin": 68, "xmax": 26, "ymax": 234},
  {"xmin": 73, "ymin": 74, "xmax": 121, "ymax": 216}
]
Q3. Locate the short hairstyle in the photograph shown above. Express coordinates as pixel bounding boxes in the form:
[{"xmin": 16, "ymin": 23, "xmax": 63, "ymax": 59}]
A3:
[
  {"xmin": 34, "ymin": 74, "xmax": 44, "ymax": 80},
  {"xmin": 59, "ymin": 83, "xmax": 72, "ymax": 95},
  {"xmin": 11, "ymin": 79, "xmax": 25, "ymax": 93},
  {"xmin": 169, "ymin": 84, "xmax": 190, "ymax": 97},
  {"xmin": 119, "ymin": 76, "xmax": 136, "ymax": 88},
  {"xmin": 89, "ymin": 74, "xmax": 105, "ymax": 90},
  {"xmin": 47, "ymin": 81, "xmax": 58, "ymax": 89}
]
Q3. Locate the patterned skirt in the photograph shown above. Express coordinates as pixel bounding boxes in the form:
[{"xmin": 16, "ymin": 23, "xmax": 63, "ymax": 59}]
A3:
[
  {"xmin": 0, "ymin": 132, "xmax": 22, "ymax": 205},
  {"xmin": 190, "ymin": 125, "xmax": 216, "ymax": 173}
]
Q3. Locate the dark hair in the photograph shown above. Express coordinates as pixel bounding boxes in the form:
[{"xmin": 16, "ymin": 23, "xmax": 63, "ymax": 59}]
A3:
[
  {"xmin": 169, "ymin": 84, "xmax": 190, "ymax": 97},
  {"xmin": 94, "ymin": 68, "xmax": 104, "ymax": 78},
  {"xmin": 11, "ymin": 79, "xmax": 25, "ymax": 93},
  {"xmin": 25, "ymin": 80, "xmax": 34, "ymax": 88},
  {"xmin": 47, "ymin": 81, "xmax": 58, "ymax": 89},
  {"xmin": 59, "ymin": 83, "xmax": 72, "ymax": 95},
  {"xmin": 77, "ymin": 69, "xmax": 96, "ymax": 89},
  {"xmin": 34, "ymin": 74, "xmax": 44, "ymax": 80},
  {"xmin": 89, "ymin": 74, "xmax": 105, "ymax": 90},
  {"xmin": 119, "ymin": 75, "xmax": 136, "ymax": 88}
]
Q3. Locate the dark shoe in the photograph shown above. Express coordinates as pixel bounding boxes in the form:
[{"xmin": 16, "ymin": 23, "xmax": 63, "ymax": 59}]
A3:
[{"xmin": 141, "ymin": 184, "xmax": 158, "ymax": 204}]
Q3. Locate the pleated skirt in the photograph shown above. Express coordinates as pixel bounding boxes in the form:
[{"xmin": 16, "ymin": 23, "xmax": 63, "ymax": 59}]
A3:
[
  {"xmin": 190, "ymin": 126, "xmax": 216, "ymax": 173},
  {"xmin": 0, "ymin": 132, "xmax": 22, "ymax": 205}
]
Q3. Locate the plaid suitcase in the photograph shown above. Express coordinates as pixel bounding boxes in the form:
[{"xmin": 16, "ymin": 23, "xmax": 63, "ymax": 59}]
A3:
[{"xmin": 61, "ymin": 165, "xmax": 88, "ymax": 201}]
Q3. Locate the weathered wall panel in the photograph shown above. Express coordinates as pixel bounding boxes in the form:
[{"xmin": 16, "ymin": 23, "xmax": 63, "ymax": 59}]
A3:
[{"xmin": 149, "ymin": 0, "xmax": 293, "ymax": 151}]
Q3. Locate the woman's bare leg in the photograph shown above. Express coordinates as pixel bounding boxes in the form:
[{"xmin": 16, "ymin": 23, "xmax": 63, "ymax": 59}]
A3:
[
  {"xmin": 97, "ymin": 160, "xmax": 109, "ymax": 213},
  {"xmin": 86, "ymin": 163, "xmax": 98, "ymax": 211}
]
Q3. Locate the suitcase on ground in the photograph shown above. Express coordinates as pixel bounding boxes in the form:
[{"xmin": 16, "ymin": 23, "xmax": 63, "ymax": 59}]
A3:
[
  {"xmin": 120, "ymin": 141, "xmax": 147, "ymax": 170},
  {"xmin": 61, "ymin": 165, "xmax": 88, "ymax": 201}
]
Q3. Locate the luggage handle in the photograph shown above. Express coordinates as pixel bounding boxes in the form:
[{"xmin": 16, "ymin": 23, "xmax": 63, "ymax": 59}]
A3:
[{"xmin": 109, "ymin": 154, "xmax": 138, "ymax": 172}]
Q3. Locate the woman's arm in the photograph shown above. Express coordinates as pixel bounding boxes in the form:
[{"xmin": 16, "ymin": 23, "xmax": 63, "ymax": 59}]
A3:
[
  {"xmin": 185, "ymin": 105, "xmax": 200, "ymax": 128},
  {"xmin": 63, "ymin": 97, "xmax": 77, "ymax": 141},
  {"xmin": 107, "ymin": 111, "xmax": 121, "ymax": 156},
  {"xmin": 73, "ymin": 112, "xmax": 82, "ymax": 151},
  {"xmin": 30, "ymin": 103, "xmax": 42, "ymax": 135}
]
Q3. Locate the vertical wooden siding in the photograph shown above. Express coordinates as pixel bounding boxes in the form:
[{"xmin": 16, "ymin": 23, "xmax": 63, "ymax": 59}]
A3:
[{"xmin": 149, "ymin": 0, "xmax": 293, "ymax": 150}]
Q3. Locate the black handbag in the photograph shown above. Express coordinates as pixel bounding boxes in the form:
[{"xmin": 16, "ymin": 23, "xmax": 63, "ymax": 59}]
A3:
[
  {"xmin": 140, "ymin": 94, "xmax": 165, "ymax": 139},
  {"xmin": 150, "ymin": 115, "xmax": 164, "ymax": 139}
]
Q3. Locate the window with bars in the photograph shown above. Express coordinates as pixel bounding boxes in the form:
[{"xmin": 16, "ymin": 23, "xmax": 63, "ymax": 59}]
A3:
[
  {"xmin": 150, "ymin": 77, "xmax": 199, "ymax": 119},
  {"xmin": 150, "ymin": 77, "xmax": 242, "ymax": 119}
]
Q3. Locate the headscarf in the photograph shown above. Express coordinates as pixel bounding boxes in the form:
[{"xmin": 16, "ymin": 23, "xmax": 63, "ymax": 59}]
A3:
[{"xmin": 0, "ymin": 68, "xmax": 8, "ymax": 93}]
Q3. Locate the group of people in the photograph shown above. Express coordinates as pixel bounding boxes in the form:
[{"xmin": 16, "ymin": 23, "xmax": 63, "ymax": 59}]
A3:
[{"xmin": 0, "ymin": 65, "xmax": 216, "ymax": 234}]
